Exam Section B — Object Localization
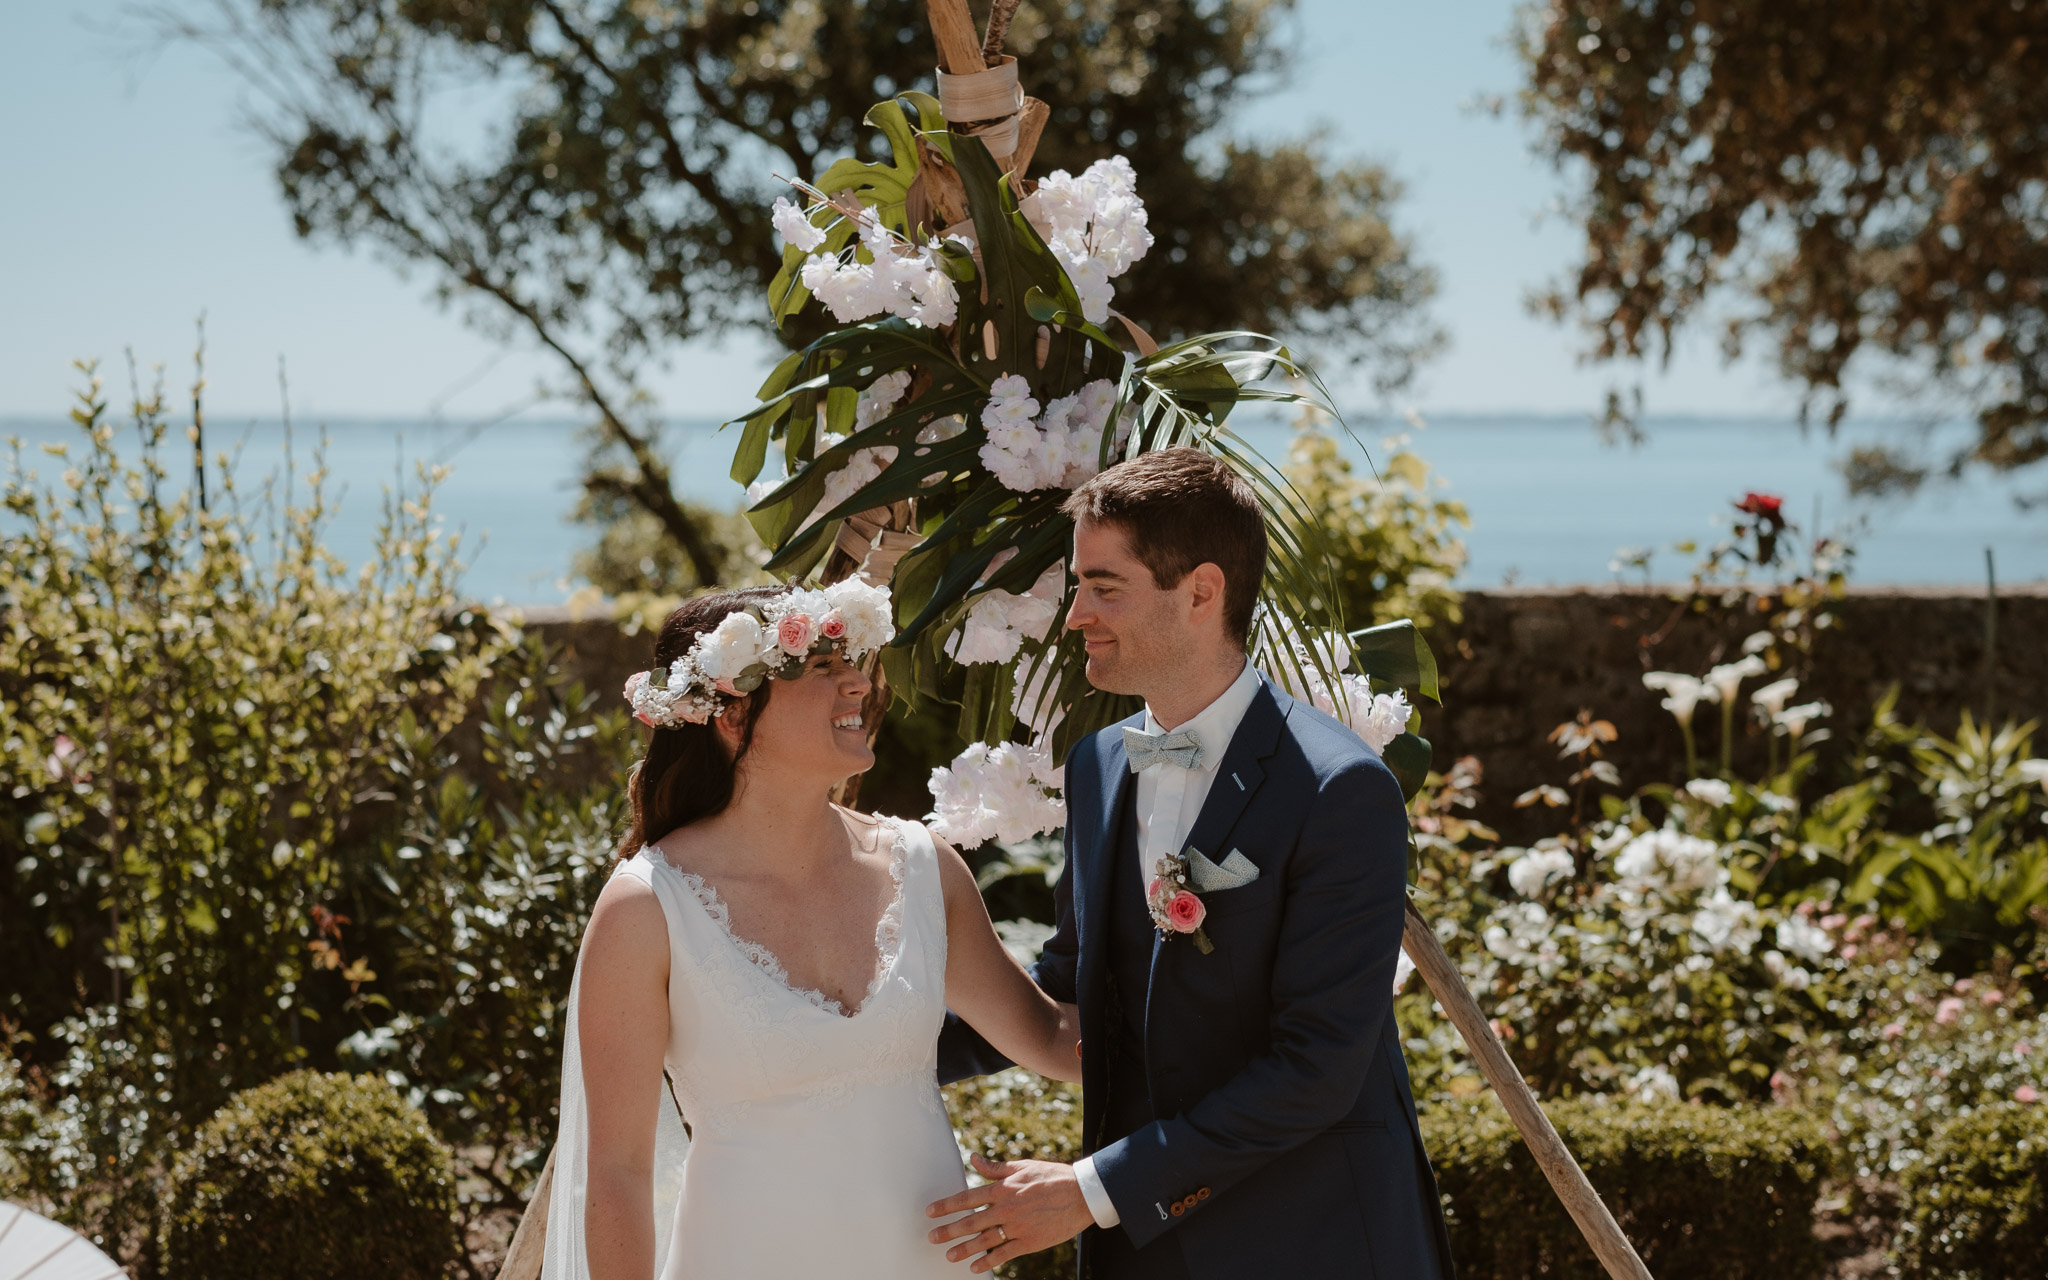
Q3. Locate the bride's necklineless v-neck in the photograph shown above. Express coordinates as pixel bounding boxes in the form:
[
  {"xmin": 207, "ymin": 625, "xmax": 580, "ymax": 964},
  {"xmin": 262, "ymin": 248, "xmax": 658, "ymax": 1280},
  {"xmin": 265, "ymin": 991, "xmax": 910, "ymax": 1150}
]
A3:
[{"xmin": 650, "ymin": 818, "xmax": 911, "ymax": 1019}]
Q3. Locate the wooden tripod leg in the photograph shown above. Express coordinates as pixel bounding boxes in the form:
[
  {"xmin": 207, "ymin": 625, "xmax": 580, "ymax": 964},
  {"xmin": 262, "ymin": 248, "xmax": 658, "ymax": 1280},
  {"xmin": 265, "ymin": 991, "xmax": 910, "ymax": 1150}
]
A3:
[
  {"xmin": 497, "ymin": 1147, "xmax": 555, "ymax": 1280},
  {"xmin": 1402, "ymin": 901, "xmax": 1654, "ymax": 1280}
]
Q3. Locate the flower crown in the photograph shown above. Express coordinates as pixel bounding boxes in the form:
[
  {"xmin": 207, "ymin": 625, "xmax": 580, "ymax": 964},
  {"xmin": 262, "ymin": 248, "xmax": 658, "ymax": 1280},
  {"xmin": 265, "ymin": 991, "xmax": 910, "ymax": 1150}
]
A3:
[{"xmin": 623, "ymin": 579, "xmax": 896, "ymax": 729}]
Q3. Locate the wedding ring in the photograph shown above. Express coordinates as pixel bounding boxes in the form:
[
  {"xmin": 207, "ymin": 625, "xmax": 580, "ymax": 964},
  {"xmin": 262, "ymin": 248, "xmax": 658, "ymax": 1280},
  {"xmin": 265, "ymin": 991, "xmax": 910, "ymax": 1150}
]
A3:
[{"xmin": 994, "ymin": 1224, "xmax": 1007, "ymax": 1244}]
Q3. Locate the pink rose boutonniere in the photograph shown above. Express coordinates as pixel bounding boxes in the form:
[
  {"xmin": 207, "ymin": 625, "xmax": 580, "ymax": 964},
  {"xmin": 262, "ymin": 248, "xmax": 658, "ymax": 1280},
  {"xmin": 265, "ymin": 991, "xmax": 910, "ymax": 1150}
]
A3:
[{"xmin": 1147, "ymin": 851, "xmax": 1214, "ymax": 954}]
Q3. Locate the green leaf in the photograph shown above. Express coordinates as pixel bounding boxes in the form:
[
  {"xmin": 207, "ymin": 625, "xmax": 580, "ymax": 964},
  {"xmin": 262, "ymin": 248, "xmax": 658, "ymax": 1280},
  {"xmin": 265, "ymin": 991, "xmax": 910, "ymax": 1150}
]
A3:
[{"xmin": 1349, "ymin": 619, "xmax": 1442, "ymax": 702}]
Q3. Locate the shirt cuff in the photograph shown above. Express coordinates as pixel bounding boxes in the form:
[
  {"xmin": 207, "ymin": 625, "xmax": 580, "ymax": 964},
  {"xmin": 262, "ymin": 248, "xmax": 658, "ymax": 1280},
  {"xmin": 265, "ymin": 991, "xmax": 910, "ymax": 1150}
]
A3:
[{"xmin": 1073, "ymin": 1155, "xmax": 1121, "ymax": 1229}]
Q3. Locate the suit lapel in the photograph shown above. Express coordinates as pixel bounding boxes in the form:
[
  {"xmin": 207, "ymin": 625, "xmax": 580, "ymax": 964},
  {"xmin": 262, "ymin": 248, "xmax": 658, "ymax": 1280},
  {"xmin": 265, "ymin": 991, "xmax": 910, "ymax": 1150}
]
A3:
[
  {"xmin": 1144, "ymin": 678, "xmax": 1291, "ymax": 1014},
  {"xmin": 1178, "ymin": 678, "xmax": 1288, "ymax": 863},
  {"xmin": 1077, "ymin": 715, "xmax": 1141, "ymax": 1016}
]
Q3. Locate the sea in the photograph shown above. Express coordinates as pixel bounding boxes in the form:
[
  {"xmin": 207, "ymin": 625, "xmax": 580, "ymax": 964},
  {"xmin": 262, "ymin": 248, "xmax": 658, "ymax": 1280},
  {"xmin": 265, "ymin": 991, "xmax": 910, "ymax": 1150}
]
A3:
[{"xmin": 4, "ymin": 413, "xmax": 2042, "ymax": 603}]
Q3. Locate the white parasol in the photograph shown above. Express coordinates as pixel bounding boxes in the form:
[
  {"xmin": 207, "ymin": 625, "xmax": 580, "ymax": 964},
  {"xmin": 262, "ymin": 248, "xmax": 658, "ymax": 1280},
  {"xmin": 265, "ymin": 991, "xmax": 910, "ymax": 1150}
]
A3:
[{"xmin": 0, "ymin": 1202, "xmax": 126, "ymax": 1280}]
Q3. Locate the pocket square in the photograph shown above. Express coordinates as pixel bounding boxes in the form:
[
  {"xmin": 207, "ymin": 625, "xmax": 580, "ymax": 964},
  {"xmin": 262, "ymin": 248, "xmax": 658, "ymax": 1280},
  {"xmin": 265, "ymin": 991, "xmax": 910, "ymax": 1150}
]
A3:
[{"xmin": 1187, "ymin": 847, "xmax": 1261, "ymax": 892}]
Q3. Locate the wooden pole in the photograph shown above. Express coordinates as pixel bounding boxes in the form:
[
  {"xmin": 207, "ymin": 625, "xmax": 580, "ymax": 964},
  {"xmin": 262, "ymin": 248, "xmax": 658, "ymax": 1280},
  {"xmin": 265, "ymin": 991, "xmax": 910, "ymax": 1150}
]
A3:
[{"xmin": 1402, "ymin": 902, "xmax": 1653, "ymax": 1280}]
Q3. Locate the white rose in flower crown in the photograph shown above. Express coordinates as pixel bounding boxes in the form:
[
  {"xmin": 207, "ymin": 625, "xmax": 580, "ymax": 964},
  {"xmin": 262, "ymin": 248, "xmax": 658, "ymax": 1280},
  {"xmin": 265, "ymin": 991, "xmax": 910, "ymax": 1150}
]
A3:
[
  {"xmin": 695, "ymin": 612, "xmax": 770, "ymax": 686},
  {"xmin": 822, "ymin": 578, "xmax": 894, "ymax": 657}
]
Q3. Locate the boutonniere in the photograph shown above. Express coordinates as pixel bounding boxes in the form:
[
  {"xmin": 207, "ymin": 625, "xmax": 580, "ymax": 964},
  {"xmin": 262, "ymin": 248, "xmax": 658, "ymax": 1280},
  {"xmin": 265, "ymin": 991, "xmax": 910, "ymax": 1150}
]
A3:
[{"xmin": 1147, "ymin": 851, "xmax": 1214, "ymax": 954}]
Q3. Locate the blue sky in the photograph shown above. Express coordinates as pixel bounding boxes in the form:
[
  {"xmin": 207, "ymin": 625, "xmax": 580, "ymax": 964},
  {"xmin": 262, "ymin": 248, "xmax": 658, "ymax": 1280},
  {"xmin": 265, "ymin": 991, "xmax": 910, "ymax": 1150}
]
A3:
[{"xmin": 3, "ymin": 0, "xmax": 1807, "ymax": 421}]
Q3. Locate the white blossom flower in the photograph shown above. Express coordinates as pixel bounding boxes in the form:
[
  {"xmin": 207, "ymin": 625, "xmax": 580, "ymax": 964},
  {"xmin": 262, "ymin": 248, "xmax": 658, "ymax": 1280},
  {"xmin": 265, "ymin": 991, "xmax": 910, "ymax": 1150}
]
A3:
[
  {"xmin": 1643, "ymin": 671, "xmax": 1717, "ymax": 727},
  {"xmin": 1507, "ymin": 846, "xmax": 1576, "ymax": 899},
  {"xmin": 771, "ymin": 195, "xmax": 828, "ymax": 252},
  {"xmin": 1775, "ymin": 913, "xmax": 1833, "ymax": 963},
  {"xmin": 1705, "ymin": 655, "xmax": 1768, "ymax": 706},
  {"xmin": 976, "ymin": 377, "xmax": 1119, "ymax": 493},
  {"xmin": 1033, "ymin": 155, "xmax": 1153, "ymax": 324},
  {"xmin": 1482, "ymin": 902, "xmax": 1557, "ymax": 967},
  {"xmin": 693, "ymin": 611, "xmax": 768, "ymax": 683},
  {"xmin": 947, "ymin": 562, "xmax": 1065, "ymax": 665},
  {"xmin": 927, "ymin": 738, "xmax": 1066, "ymax": 846},
  {"xmin": 1625, "ymin": 1064, "xmax": 1682, "ymax": 1103},
  {"xmin": 2020, "ymin": 759, "xmax": 2048, "ymax": 793},
  {"xmin": 1773, "ymin": 700, "xmax": 1831, "ymax": 737},
  {"xmin": 1010, "ymin": 651, "xmax": 1066, "ymax": 735},
  {"xmin": 1691, "ymin": 886, "xmax": 1762, "ymax": 953},
  {"xmin": 795, "ymin": 217, "xmax": 958, "ymax": 328},
  {"xmin": 1750, "ymin": 676, "xmax": 1800, "ymax": 718},
  {"xmin": 1683, "ymin": 778, "xmax": 1734, "ymax": 807},
  {"xmin": 1613, "ymin": 827, "xmax": 1722, "ymax": 892},
  {"xmin": 821, "ymin": 577, "xmax": 895, "ymax": 658}
]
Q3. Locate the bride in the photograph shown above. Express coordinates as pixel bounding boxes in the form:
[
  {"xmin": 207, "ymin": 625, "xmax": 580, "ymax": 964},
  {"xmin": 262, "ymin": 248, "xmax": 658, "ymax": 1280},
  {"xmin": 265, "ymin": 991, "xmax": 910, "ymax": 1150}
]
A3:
[{"xmin": 543, "ymin": 581, "xmax": 1080, "ymax": 1279}]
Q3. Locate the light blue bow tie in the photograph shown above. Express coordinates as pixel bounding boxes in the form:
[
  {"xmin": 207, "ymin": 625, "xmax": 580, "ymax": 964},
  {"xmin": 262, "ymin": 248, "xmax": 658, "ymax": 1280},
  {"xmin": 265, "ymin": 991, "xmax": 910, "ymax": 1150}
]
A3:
[{"xmin": 1123, "ymin": 725, "xmax": 1206, "ymax": 772}]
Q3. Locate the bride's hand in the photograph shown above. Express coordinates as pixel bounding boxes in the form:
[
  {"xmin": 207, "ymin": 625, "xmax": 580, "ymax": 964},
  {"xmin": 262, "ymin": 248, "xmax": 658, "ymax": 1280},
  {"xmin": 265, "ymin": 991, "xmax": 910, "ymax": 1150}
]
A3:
[{"xmin": 935, "ymin": 830, "xmax": 1083, "ymax": 1082}]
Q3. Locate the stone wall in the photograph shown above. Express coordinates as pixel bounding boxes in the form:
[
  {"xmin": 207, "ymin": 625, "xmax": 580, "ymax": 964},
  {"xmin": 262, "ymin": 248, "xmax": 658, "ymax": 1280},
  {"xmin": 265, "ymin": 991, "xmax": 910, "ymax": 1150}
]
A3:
[{"xmin": 525, "ymin": 586, "xmax": 2048, "ymax": 838}]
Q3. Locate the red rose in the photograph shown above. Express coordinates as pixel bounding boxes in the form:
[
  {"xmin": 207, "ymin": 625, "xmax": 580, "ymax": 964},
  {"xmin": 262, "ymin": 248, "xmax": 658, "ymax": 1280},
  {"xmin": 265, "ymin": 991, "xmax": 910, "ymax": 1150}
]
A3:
[
  {"xmin": 819, "ymin": 612, "xmax": 847, "ymax": 640},
  {"xmin": 1166, "ymin": 890, "xmax": 1206, "ymax": 933},
  {"xmin": 1737, "ymin": 491, "xmax": 1784, "ymax": 518}
]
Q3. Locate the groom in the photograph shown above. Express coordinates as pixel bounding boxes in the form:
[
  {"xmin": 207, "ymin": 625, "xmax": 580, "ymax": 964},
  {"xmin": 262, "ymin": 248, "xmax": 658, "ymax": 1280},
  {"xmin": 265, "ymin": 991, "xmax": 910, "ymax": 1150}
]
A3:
[{"xmin": 929, "ymin": 448, "xmax": 1453, "ymax": 1278}]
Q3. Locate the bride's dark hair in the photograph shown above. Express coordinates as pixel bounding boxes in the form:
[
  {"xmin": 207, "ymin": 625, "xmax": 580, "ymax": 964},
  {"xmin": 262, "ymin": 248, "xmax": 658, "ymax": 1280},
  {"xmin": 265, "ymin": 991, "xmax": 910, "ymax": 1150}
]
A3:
[{"xmin": 616, "ymin": 586, "xmax": 789, "ymax": 860}]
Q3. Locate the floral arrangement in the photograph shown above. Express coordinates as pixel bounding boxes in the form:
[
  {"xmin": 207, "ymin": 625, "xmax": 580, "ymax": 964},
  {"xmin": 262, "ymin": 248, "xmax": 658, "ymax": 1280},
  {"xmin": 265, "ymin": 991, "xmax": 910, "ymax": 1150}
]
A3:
[
  {"xmin": 622, "ymin": 579, "xmax": 894, "ymax": 728},
  {"xmin": 725, "ymin": 37, "xmax": 1441, "ymax": 851},
  {"xmin": 1147, "ymin": 852, "xmax": 1213, "ymax": 954}
]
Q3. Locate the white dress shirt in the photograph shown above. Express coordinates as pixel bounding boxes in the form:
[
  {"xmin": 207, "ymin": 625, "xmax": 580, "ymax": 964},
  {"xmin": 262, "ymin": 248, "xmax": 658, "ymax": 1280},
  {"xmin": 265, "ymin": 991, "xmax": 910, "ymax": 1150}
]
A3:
[{"xmin": 1073, "ymin": 658, "xmax": 1262, "ymax": 1230}]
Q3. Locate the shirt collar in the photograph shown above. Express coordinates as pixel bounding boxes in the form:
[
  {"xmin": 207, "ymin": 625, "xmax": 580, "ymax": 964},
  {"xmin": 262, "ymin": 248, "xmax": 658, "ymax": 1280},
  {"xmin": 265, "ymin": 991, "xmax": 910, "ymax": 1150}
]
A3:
[{"xmin": 1141, "ymin": 659, "xmax": 1259, "ymax": 771}]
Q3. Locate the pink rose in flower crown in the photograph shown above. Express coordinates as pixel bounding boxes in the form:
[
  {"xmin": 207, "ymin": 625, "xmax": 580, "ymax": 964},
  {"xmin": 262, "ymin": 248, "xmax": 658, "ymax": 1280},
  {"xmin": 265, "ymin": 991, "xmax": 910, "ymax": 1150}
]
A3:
[
  {"xmin": 1166, "ymin": 890, "xmax": 1206, "ymax": 933},
  {"xmin": 819, "ymin": 612, "xmax": 847, "ymax": 641},
  {"xmin": 713, "ymin": 677, "xmax": 743, "ymax": 697},
  {"xmin": 777, "ymin": 612, "xmax": 816, "ymax": 655}
]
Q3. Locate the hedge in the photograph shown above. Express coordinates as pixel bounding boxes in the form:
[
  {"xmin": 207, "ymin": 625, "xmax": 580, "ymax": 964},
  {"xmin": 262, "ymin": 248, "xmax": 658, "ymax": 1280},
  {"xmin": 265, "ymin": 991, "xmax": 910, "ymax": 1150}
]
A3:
[
  {"xmin": 1421, "ymin": 1096, "xmax": 1831, "ymax": 1280},
  {"xmin": 160, "ymin": 1070, "xmax": 460, "ymax": 1280},
  {"xmin": 1893, "ymin": 1100, "xmax": 2048, "ymax": 1279}
]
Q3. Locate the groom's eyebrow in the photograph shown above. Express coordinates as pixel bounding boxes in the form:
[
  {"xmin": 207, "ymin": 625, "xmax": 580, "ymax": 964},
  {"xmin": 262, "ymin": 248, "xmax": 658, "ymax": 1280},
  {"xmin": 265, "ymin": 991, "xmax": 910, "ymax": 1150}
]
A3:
[{"xmin": 1076, "ymin": 567, "xmax": 1128, "ymax": 582}]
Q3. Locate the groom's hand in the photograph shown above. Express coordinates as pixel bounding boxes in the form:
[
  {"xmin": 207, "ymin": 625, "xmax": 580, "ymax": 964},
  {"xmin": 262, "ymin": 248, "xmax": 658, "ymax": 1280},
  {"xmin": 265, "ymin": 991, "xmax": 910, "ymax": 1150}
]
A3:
[{"xmin": 926, "ymin": 1152, "xmax": 1095, "ymax": 1274}]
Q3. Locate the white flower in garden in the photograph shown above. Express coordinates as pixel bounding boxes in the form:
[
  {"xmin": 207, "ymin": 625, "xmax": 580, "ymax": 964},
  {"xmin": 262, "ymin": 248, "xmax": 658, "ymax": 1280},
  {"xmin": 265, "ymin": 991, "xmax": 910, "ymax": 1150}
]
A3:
[
  {"xmin": 1763, "ymin": 950, "xmax": 1815, "ymax": 990},
  {"xmin": 772, "ymin": 195, "xmax": 828, "ymax": 252},
  {"xmin": 1482, "ymin": 901, "xmax": 1556, "ymax": 967},
  {"xmin": 1507, "ymin": 846, "xmax": 1576, "ymax": 899},
  {"xmin": 976, "ymin": 377, "xmax": 1120, "ymax": 493},
  {"xmin": 1351, "ymin": 682, "xmax": 1412, "ymax": 754},
  {"xmin": 856, "ymin": 371, "xmax": 912, "ymax": 430},
  {"xmin": 818, "ymin": 445, "xmax": 896, "ymax": 519},
  {"xmin": 796, "ymin": 218, "xmax": 957, "ymax": 328},
  {"xmin": 1643, "ymin": 671, "xmax": 1717, "ymax": 727},
  {"xmin": 1705, "ymin": 655, "xmax": 1768, "ymax": 706},
  {"xmin": 1773, "ymin": 700, "xmax": 1831, "ymax": 737},
  {"xmin": 1393, "ymin": 947, "xmax": 1417, "ymax": 995},
  {"xmin": 1683, "ymin": 778, "xmax": 1734, "ymax": 807},
  {"xmin": 2016, "ymin": 759, "xmax": 2048, "ymax": 793},
  {"xmin": 1611, "ymin": 826, "xmax": 1722, "ymax": 892},
  {"xmin": 1756, "ymin": 791, "xmax": 1797, "ymax": 813},
  {"xmin": 1776, "ymin": 913, "xmax": 1833, "ymax": 963},
  {"xmin": 1691, "ymin": 886, "xmax": 1762, "ymax": 953},
  {"xmin": 1625, "ymin": 1064, "xmax": 1682, "ymax": 1103},
  {"xmin": 1750, "ymin": 676, "xmax": 1800, "ymax": 718}
]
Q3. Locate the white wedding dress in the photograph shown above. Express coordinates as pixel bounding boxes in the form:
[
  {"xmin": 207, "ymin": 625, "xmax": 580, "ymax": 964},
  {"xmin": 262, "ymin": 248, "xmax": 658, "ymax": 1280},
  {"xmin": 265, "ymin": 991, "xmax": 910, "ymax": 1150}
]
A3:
[{"xmin": 542, "ymin": 817, "xmax": 972, "ymax": 1279}]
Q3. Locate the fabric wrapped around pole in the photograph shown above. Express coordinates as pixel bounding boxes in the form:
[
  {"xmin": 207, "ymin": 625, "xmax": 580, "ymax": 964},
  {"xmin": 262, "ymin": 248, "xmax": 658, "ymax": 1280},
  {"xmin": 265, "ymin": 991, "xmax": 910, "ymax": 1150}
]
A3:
[{"xmin": 936, "ymin": 54, "xmax": 1023, "ymax": 155}]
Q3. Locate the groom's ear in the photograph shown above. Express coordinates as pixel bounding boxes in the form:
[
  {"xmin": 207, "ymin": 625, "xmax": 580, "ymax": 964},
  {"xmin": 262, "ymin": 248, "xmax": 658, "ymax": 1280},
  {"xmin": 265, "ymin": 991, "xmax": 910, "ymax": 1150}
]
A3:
[{"xmin": 1184, "ymin": 562, "xmax": 1228, "ymax": 625}]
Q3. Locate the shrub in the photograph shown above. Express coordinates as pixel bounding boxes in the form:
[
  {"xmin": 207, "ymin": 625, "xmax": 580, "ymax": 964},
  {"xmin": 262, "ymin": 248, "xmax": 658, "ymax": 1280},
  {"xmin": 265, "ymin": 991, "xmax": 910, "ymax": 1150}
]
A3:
[
  {"xmin": 1893, "ymin": 1101, "xmax": 2048, "ymax": 1280},
  {"xmin": 945, "ymin": 1068, "xmax": 1082, "ymax": 1280},
  {"xmin": 1421, "ymin": 1097, "xmax": 1831, "ymax": 1280},
  {"xmin": 160, "ymin": 1070, "xmax": 460, "ymax": 1280}
]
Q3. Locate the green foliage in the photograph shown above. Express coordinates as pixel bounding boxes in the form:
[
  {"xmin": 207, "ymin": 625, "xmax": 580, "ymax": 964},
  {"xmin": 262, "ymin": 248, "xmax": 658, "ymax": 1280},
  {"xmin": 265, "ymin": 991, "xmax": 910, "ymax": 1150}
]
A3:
[
  {"xmin": 0, "ymin": 370, "xmax": 501, "ymax": 1127},
  {"xmin": 1281, "ymin": 420, "xmax": 1467, "ymax": 636},
  {"xmin": 1423, "ymin": 1097, "xmax": 1832, "ymax": 1280},
  {"xmin": 1893, "ymin": 1101, "xmax": 2048, "ymax": 1280},
  {"xmin": 1519, "ymin": 0, "xmax": 2048, "ymax": 474},
  {"xmin": 570, "ymin": 488, "xmax": 771, "ymax": 597},
  {"xmin": 1843, "ymin": 705, "xmax": 2048, "ymax": 970},
  {"xmin": 160, "ymin": 1070, "xmax": 460, "ymax": 1280},
  {"xmin": 945, "ymin": 1068, "xmax": 1082, "ymax": 1280}
]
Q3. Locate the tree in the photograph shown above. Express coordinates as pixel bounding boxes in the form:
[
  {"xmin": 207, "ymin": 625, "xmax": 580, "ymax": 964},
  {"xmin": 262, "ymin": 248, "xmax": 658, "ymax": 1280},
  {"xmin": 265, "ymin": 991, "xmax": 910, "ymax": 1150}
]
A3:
[
  {"xmin": 172, "ymin": 0, "xmax": 1439, "ymax": 588},
  {"xmin": 1519, "ymin": 0, "xmax": 2048, "ymax": 486}
]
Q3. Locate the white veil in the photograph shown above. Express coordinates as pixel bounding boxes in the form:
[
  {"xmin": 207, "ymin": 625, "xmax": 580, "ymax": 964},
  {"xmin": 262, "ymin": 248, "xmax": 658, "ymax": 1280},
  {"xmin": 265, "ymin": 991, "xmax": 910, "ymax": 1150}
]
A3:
[{"xmin": 541, "ymin": 893, "xmax": 692, "ymax": 1279}]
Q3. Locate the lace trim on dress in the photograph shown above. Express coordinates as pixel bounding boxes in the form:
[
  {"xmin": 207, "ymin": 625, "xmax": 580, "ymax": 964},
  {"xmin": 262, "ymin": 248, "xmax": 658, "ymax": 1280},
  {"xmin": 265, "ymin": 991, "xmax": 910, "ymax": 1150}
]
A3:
[{"xmin": 663, "ymin": 818, "xmax": 911, "ymax": 1019}]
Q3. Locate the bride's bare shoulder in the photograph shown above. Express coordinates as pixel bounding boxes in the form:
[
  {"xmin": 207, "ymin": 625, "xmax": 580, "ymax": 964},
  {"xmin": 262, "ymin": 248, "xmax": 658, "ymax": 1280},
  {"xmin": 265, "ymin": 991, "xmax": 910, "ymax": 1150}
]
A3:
[{"xmin": 584, "ymin": 866, "xmax": 668, "ymax": 966}]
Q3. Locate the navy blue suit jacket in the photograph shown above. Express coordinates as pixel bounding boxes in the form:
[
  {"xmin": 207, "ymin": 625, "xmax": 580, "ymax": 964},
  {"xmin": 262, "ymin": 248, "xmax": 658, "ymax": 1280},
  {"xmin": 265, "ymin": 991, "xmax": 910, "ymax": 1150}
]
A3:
[{"xmin": 939, "ymin": 676, "xmax": 1454, "ymax": 1278}]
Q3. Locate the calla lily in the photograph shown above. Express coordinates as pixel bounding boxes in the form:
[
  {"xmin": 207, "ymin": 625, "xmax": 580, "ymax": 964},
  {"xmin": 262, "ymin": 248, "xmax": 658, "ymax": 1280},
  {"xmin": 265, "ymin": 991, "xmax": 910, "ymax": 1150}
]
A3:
[
  {"xmin": 1643, "ymin": 672, "xmax": 1715, "ymax": 728},
  {"xmin": 1750, "ymin": 677, "xmax": 1800, "ymax": 717},
  {"xmin": 1705, "ymin": 655, "xmax": 1768, "ymax": 706}
]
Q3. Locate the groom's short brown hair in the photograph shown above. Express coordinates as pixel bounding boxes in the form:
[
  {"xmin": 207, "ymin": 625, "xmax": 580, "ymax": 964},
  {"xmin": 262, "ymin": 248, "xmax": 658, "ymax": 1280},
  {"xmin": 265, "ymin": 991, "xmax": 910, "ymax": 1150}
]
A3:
[{"xmin": 1061, "ymin": 447, "xmax": 1267, "ymax": 648}]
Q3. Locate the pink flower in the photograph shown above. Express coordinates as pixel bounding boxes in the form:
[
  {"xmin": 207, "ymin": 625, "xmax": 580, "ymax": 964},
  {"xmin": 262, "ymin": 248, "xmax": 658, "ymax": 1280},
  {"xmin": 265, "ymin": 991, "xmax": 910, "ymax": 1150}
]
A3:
[
  {"xmin": 1820, "ymin": 913, "xmax": 1848, "ymax": 931},
  {"xmin": 1936, "ymin": 996, "xmax": 1966, "ymax": 1025},
  {"xmin": 1955, "ymin": 977, "xmax": 1976, "ymax": 994},
  {"xmin": 1166, "ymin": 890, "xmax": 1206, "ymax": 933},
  {"xmin": 2018, "ymin": 1042, "xmax": 2035, "ymax": 1058},
  {"xmin": 714, "ymin": 676, "xmax": 742, "ymax": 696},
  {"xmin": 1840, "ymin": 944, "xmax": 1859, "ymax": 960},
  {"xmin": 1882, "ymin": 1022, "xmax": 1905, "ymax": 1040},
  {"xmin": 1982, "ymin": 989, "xmax": 2005, "ymax": 1007},
  {"xmin": 2018, "ymin": 1085, "xmax": 2040, "ymax": 1104},
  {"xmin": 820, "ymin": 612, "xmax": 847, "ymax": 641},
  {"xmin": 1770, "ymin": 1071, "xmax": 1794, "ymax": 1101},
  {"xmin": 777, "ymin": 612, "xmax": 816, "ymax": 655}
]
